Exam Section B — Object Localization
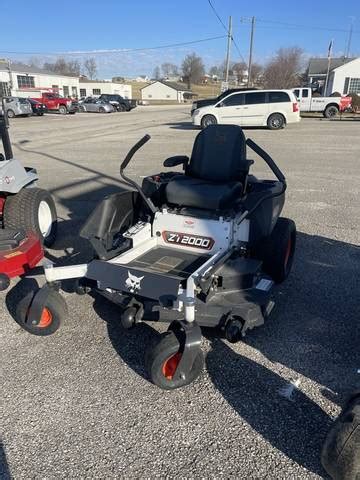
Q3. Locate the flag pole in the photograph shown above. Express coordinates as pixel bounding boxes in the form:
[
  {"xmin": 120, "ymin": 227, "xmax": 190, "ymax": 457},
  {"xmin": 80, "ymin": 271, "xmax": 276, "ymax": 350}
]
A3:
[{"xmin": 324, "ymin": 39, "xmax": 333, "ymax": 96}]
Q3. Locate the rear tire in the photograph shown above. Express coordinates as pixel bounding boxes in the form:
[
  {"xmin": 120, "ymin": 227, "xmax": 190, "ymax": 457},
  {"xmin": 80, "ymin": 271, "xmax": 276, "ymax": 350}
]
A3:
[
  {"xmin": 118, "ymin": 104, "xmax": 126, "ymax": 112},
  {"xmin": 267, "ymin": 113, "xmax": 285, "ymax": 130},
  {"xmin": 145, "ymin": 331, "xmax": 204, "ymax": 390},
  {"xmin": 7, "ymin": 109, "xmax": 15, "ymax": 118},
  {"xmin": 99, "ymin": 107, "xmax": 106, "ymax": 113},
  {"xmin": 15, "ymin": 289, "xmax": 67, "ymax": 336},
  {"xmin": 321, "ymin": 392, "xmax": 360, "ymax": 480},
  {"xmin": 4, "ymin": 188, "xmax": 57, "ymax": 247},
  {"xmin": 257, "ymin": 217, "xmax": 296, "ymax": 283},
  {"xmin": 201, "ymin": 114, "xmax": 217, "ymax": 129},
  {"xmin": 324, "ymin": 105, "xmax": 339, "ymax": 118}
]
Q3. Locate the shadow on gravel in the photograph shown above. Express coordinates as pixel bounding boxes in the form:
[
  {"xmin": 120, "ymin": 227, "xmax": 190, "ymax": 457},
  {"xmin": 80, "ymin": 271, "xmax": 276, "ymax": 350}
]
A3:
[
  {"xmin": 165, "ymin": 121, "xmax": 196, "ymax": 130},
  {"xmin": 206, "ymin": 338, "xmax": 331, "ymax": 476},
  {"xmin": 0, "ymin": 440, "xmax": 11, "ymax": 480}
]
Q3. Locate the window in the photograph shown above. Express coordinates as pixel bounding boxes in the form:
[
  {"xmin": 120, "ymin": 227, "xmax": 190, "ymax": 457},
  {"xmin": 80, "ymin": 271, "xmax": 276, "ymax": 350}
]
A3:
[
  {"xmin": 0, "ymin": 82, "xmax": 10, "ymax": 97},
  {"xmin": 63, "ymin": 86, "xmax": 69, "ymax": 97},
  {"xmin": 293, "ymin": 89, "xmax": 300, "ymax": 99},
  {"xmin": 52, "ymin": 85, "xmax": 59, "ymax": 90},
  {"xmin": 166, "ymin": 95, "xmax": 170, "ymax": 98},
  {"xmin": 93, "ymin": 88, "xmax": 101, "ymax": 95},
  {"xmin": 72, "ymin": 86, "xmax": 77, "ymax": 97},
  {"xmin": 221, "ymin": 93, "xmax": 243, "ymax": 106},
  {"xmin": 302, "ymin": 89, "xmax": 309, "ymax": 98},
  {"xmin": 348, "ymin": 78, "xmax": 360, "ymax": 94},
  {"xmin": 80, "ymin": 88, "xmax": 86, "ymax": 97},
  {"xmin": 244, "ymin": 92, "xmax": 266, "ymax": 105},
  {"xmin": 17, "ymin": 75, "xmax": 35, "ymax": 89},
  {"xmin": 268, "ymin": 92, "xmax": 290, "ymax": 103},
  {"xmin": 147, "ymin": 94, "xmax": 152, "ymax": 98}
]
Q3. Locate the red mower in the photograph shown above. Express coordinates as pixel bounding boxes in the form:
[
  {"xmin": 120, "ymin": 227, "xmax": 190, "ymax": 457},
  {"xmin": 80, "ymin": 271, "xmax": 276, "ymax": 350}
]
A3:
[{"xmin": 0, "ymin": 103, "xmax": 57, "ymax": 290}]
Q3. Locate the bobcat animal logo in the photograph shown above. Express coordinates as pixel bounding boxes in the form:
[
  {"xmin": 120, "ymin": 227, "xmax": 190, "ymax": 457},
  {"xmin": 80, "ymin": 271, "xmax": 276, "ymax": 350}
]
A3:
[{"xmin": 125, "ymin": 271, "xmax": 144, "ymax": 293}]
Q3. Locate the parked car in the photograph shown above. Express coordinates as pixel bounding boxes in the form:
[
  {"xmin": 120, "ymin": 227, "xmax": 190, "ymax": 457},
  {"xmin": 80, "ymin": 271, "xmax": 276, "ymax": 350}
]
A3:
[
  {"xmin": 2, "ymin": 97, "xmax": 33, "ymax": 118},
  {"xmin": 293, "ymin": 87, "xmax": 352, "ymax": 118},
  {"xmin": 28, "ymin": 98, "xmax": 46, "ymax": 116},
  {"xmin": 98, "ymin": 94, "xmax": 137, "ymax": 112},
  {"xmin": 79, "ymin": 98, "xmax": 114, "ymax": 113},
  {"xmin": 31, "ymin": 92, "xmax": 78, "ymax": 114},
  {"xmin": 191, "ymin": 87, "xmax": 258, "ymax": 115},
  {"xmin": 192, "ymin": 89, "xmax": 300, "ymax": 130}
]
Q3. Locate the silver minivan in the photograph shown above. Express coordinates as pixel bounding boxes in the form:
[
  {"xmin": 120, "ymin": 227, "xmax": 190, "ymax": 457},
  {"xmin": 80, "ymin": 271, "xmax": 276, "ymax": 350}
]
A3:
[{"xmin": 3, "ymin": 97, "xmax": 33, "ymax": 118}]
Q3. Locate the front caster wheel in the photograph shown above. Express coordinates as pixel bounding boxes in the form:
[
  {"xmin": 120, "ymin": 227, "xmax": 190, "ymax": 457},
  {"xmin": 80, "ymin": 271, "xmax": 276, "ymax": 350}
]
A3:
[
  {"xmin": 145, "ymin": 331, "xmax": 204, "ymax": 390},
  {"xmin": 15, "ymin": 289, "xmax": 67, "ymax": 336}
]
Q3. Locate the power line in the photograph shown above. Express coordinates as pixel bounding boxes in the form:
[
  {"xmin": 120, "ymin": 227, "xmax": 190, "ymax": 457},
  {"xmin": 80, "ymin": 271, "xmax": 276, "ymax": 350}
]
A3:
[
  {"xmin": 207, "ymin": 0, "xmax": 247, "ymax": 63},
  {"xmin": 0, "ymin": 35, "xmax": 227, "ymax": 57},
  {"xmin": 256, "ymin": 18, "xmax": 360, "ymax": 34}
]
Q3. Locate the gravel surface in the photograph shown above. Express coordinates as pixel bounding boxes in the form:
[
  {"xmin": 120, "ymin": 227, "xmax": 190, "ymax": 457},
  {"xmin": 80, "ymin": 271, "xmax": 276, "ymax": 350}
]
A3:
[{"xmin": 0, "ymin": 107, "xmax": 359, "ymax": 479}]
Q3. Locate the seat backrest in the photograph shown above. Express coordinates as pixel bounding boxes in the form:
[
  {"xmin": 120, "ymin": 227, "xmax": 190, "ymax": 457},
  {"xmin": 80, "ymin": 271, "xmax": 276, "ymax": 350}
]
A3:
[{"xmin": 187, "ymin": 124, "xmax": 248, "ymax": 183}]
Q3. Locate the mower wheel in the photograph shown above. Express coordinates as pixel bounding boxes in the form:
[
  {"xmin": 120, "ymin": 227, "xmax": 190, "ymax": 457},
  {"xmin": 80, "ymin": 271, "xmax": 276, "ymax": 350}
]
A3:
[
  {"xmin": 321, "ymin": 392, "xmax": 360, "ymax": 480},
  {"xmin": 4, "ymin": 187, "xmax": 57, "ymax": 247},
  {"xmin": 259, "ymin": 217, "xmax": 296, "ymax": 283},
  {"xmin": 145, "ymin": 331, "xmax": 204, "ymax": 390},
  {"xmin": 15, "ymin": 289, "xmax": 67, "ymax": 336}
]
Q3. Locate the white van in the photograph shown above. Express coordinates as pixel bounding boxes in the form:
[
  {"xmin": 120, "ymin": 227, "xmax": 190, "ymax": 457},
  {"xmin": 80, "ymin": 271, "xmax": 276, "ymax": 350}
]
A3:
[{"xmin": 192, "ymin": 89, "xmax": 300, "ymax": 130}]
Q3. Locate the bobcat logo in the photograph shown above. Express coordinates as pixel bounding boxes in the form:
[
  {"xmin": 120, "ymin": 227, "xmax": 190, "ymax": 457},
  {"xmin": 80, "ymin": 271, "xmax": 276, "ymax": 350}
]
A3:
[{"xmin": 125, "ymin": 271, "xmax": 144, "ymax": 293}]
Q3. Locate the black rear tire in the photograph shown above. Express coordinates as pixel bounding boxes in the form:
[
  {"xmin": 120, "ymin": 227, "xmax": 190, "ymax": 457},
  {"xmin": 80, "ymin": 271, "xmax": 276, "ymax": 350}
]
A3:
[
  {"xmin": 119, "ymin": 104, "xmax": 126, "ymax": 112},
  {"xmin": 324, "ymin": 105, "xmax": 339, "ymax": 118},
  {"xmin": 99, "ymin": 107, "xmax": 106, "ymax": 113},
  {"xmin": 267, "ymin": 113, "xmax": 285, "ymax": 130},
  {"xmin": 201, "ymin": 114, "xmax": 217, "ymax": 129},
  {"xmin": 15, "ymin": 289, "xmax": 67, "ymax": 336},
  {"xmin": 145, "ymin": 331, "xmax": 204, "ymax": 390},
  {"xmin": 4, "ymin": 188, "xmax": 57, "ymax": 247},
  {"xmin": 257, "ymin": 217, "xmax": 296, "ymax": 283},
  {"xmin": 321, "ymin": 392, "xmax": 360, "ymax": 480}
]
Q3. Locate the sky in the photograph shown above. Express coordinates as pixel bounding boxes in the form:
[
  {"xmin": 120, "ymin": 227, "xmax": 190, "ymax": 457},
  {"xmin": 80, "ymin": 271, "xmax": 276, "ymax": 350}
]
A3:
[{"xmin": 0, "ymin": 0, "xmax": 359, "ymax": 78}]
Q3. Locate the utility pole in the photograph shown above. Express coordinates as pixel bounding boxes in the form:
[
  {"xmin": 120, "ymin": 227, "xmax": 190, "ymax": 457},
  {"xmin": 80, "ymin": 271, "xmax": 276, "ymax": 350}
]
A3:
[
  {"xmin": 224, "ymin": 15, "xmax": 232, "ymax": 84},
  {"xmin": 345, "ymin": 17, "xmax": 354, "ymax": 58},
  {"xmin": 247, "ymin": 16, "xmax": 255, "ymax": 87}
]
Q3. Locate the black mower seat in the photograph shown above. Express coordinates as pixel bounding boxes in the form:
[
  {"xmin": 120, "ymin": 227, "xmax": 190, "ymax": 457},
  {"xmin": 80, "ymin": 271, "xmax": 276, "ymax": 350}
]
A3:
[
  {"xmin": 166, "ymin": 175, "xmax": 243, "ymax": 210},
  {"xmin": 165, "ymin": 124, "xmax": 252, "ymax": 210}
]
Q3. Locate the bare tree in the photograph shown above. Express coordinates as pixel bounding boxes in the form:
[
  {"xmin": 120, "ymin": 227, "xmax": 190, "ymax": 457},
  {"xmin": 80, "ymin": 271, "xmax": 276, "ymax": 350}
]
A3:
[
  {"xmin": 209, "ymin": 65, "xmax": 220, "ymax": 78},
  {"xmin": 83, "ymin": 57, "xmax": 97, "ymax": 80},
  {"xmin": 153, "ymin": 66, "xmax": 161, "ymax": 80},
  {"xmin": 250, "ymin": 63, "xmax": 263, "ymax": 84},
  {"xmin": 232, "ymin": 62, "xmax": 248, "ymax": 84},
  {"xmin": 182, "ymin": 53, "xmax": 205, "ymax": 88},
  {"xmin": 263, "ymin": 47, "xmax": 304, "ymax": 89},
  {"xmin": 43, "ymin": 57, "xmax": 81, "ymax": 76},
  {"xmin": 161, "ymin": 62, "xmax": 178, "ymax": 77}
]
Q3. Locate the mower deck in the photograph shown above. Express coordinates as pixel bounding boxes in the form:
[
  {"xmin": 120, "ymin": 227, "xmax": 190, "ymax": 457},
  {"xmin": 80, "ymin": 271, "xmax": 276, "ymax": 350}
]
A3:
[{"xmin": 128, "ymin": 246, "xmax": 210, "ymax": 279}]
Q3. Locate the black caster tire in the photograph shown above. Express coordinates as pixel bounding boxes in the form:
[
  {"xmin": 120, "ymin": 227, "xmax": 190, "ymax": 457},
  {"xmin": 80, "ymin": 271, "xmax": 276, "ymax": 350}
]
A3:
[
  {"xmin": 321, "ymin": 392, "xmax": 360, "ymax": 480},
  {"xmin": 4, "ymin": 187, "xmax": 57, "ymax": 247},
  {"xmin": 258, "ymin": 217, "xmax": 296, "ymax": 284},
  {"xmin": 15, "ymin": 289, "xmax": 67, "ymax": 336},
  {"xmin": 145, "ymin": 331, "xmax": 204, "ymax": 390}
]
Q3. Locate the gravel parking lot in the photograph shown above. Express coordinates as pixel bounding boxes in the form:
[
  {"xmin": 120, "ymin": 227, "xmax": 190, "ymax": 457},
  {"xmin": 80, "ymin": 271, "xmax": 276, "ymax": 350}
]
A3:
[{"xmin": 1, "ymin": 106, "xmax": 359, "ymax": 479}]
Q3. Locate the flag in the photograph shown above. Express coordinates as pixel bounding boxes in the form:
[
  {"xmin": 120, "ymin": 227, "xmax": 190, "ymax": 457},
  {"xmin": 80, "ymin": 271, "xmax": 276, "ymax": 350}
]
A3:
[{"xmin": 328, "ymin": 40, "xmax": 333, "ymax": 58}]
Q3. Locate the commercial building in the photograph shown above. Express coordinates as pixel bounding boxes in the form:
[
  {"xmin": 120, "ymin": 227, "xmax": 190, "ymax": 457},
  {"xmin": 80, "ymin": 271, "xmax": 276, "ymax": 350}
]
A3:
[{"xmin": 0, "ymin": 61, "xmax": 132, "ymax": 99}]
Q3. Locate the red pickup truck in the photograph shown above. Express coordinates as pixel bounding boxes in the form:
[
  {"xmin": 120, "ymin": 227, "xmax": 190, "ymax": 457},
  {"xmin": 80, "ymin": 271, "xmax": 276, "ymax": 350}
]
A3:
[{"xmin": 31, "ymin": 92, "xmax": 78, "ymax": 114}]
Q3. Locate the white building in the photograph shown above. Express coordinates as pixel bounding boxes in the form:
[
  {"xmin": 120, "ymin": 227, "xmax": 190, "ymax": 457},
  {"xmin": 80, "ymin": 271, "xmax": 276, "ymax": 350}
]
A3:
[
  {"xmin": 141, "ymin": 81, "xmax": 193, "ymax": 103},
  {"xmin": 0, "ymin": 61, "xmax": 132, "ymax": 99},
  {"xmin": 307, "ymin": 57, "xmax": 360, "ymax": 95},
  {"xmin": 79, "ymin": 79, "xmax": 132, "ymax": 99},
  {"xmin": 0, "ymin": 61, "xmax": 79, "ymax": 98}
]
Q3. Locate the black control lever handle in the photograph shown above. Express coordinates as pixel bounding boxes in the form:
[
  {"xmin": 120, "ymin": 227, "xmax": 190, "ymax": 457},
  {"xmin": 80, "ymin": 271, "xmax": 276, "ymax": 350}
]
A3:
[
  {"xmin": 120, "ymin": 134, "xmax": 151, "ymax": 174},
  {"xmin": 246, "ymin": 138, "xmax": 285, "ymax": 184}
]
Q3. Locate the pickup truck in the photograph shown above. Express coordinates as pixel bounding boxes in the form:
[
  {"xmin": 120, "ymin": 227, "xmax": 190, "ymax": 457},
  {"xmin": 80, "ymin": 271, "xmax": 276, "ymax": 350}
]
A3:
[
  {"xmin": 293, "ymin": 87, "xmax": 352, "ymax": 118},
  {"xmin": 98, "ymin": 94, "xmax": 137, "ymax": 112},
  {"xmin": 31, "ymin": 92, "xmax": 78, "ymax": 114}
]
